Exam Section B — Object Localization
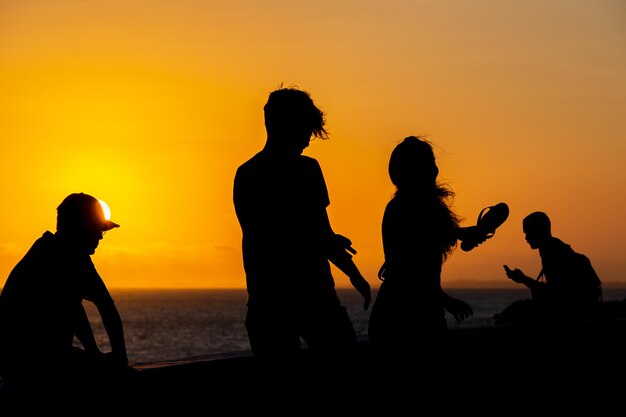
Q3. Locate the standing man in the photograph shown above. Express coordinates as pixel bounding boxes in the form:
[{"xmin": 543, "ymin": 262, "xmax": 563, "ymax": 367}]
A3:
[
  {"xmin": 233, "ymin": 86, "xmax": 371, "ymax": 358},
  {"xmin": 0, "ymin": 192, "xmax": 131, "ymax": 385}
]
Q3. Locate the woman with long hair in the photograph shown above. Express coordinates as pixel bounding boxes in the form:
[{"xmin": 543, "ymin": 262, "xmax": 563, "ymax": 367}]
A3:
[{"xmin": 368, "ymin": 136, "xmax": 473, "ymax": 357}]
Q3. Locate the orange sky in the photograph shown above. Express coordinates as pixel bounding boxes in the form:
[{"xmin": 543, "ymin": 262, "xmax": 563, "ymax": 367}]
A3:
[{"xmin": 1, "ymin": 0, "xmax": 625, "ymax": 289}]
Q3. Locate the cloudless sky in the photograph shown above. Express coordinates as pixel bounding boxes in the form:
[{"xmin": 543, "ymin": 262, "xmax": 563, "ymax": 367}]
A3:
[{"xmin": 1, "ymin": 0, "xmax": 624, "ymax": 289}]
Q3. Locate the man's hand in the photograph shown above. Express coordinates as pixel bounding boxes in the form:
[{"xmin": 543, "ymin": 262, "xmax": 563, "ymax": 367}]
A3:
[
  {"xmin": 330, "ymin": 233, "xmax": 370, "ymax": 309},
  {"xmin": 334, "ymin": 234, "xmax": 357, "ymax": 255},
  {"xmin": 503, "ymin": 265, "xmax": 525, "ymax": 283}
]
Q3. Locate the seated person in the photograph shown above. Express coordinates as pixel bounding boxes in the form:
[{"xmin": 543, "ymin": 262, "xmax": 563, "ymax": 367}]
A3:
[
  {"xmin": 0, "ymin": 193, "xmax": 132, "ymax": 386},
  {"xmin": 500, "ymin": 211, "xmax": 602, "ymax": 323}
]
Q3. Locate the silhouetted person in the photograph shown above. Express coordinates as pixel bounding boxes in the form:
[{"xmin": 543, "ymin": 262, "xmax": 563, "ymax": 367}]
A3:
[
  {"xmin": 501, "ymin": 211, "xmax": 602, "ymax": 322},
  {"xmin": 233, "ymin": 86, "xmax": 371, "ymax": 361},
  {"xmin": 0, "ymin": 193, "xmax": 132, "ymax": 387},
  {"xmin": 368, "ymin": 136, "xmax": 473, "ymax": 376}
]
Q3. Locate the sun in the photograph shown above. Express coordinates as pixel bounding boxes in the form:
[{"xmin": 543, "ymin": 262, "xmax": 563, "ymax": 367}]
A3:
[{"xmin": 98, "ymin": 199, "xmax": 112, "ymax": 221}]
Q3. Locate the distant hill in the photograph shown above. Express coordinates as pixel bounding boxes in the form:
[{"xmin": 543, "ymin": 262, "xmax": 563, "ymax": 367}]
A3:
[{"xmin": 442, "ymin": 280, "xmax": 626, "ymax": 289}]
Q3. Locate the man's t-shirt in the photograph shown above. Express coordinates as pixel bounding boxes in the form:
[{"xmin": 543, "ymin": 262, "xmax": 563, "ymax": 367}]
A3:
[{"xmin": 234, "ymin": 150, "xmax": 337, "ymax": 308}]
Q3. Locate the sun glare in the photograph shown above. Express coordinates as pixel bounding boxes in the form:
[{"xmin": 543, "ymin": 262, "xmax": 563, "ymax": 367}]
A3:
[{"xmin": 98, "ymin": 199, "xmax": 112, "ymax": 221}]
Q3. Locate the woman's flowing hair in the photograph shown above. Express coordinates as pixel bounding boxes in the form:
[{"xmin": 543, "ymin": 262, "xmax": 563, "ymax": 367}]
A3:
[
  {"xmin": 389, "ymin": 136, "xmax": 460, "ymax": 260},
  {"xmin": 433, "ymin": 177, "xmax": 460, "ymax": 261}
]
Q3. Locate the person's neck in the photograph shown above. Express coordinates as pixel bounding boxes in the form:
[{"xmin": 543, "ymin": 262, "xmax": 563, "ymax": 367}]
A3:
[
  {"xmin": 54, "ymin": 231, "xmax": 89, "ymax": 255},
  {"xmin": 263, "ymin": 140, "xmax": 299, "ymax": 157}
]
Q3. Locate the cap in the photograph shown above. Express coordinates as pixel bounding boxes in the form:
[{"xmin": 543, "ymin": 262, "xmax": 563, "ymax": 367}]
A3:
[{"xmin": 57, "ymin": 193, "xmax": 120, "ymax": 232}]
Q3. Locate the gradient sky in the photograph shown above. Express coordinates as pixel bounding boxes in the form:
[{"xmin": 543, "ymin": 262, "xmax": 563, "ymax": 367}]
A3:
[{"xmin": 1, "ymin": 0, "xmax": 624, "ymax": 289}]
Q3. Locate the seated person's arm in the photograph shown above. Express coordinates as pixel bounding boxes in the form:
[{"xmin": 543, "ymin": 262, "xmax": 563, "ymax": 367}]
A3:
[
  {"xmin": 74, "ymin": 304, "xmax": 102, "ymax": 355},
  {"xmin": 95, "ymin": 296, "xmax": 128, "ymax": 365},
  {"xmin": 503, "ymin": 265, "xmax": 543, "ymax": 291}
]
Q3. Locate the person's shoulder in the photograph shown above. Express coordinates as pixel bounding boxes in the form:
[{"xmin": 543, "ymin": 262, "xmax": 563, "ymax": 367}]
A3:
[
  {"xmin": 12, "ymin": 232, "xmax": 57, "ymax": 268},
  {"xmin": 238, "ymin": 152, "xmax": 261, "ymax": 166},
  {"xmin": 298, "ymin": 155, "xmax": 322, "ymax": 170},
  {"xmin": 385, "ymin": 195, "xmax": 399, "ymax": 207},
  {"xmin": 543, "ymin": 238, "xmax": 581, "ymax": 265},
  {"xmin": 236, "ymin": 152, "xmax": 265, "ymax": 173},
  {"xmin": 30, "ymin": 231, "xmax": 55, "ymax": 250},
  {"xmin": 40, "ymin": 230, "xmax": 55, "ymax": 241},
  {"xmin": 550, "ymin": 237, "xmax": 575, "ymax": 254},
  {"xmin": 299, "ymin": 154, "xmax": 317, "ymax": 163},
  {"xmin": 383, "ymin": 196, "xmax": 402, "ymax": 216}
]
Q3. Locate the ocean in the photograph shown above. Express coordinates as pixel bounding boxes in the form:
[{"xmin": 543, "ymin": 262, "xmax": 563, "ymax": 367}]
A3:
[{"xmin": 85, "ymin": 287, "xmax": 626, "ymax": 364}]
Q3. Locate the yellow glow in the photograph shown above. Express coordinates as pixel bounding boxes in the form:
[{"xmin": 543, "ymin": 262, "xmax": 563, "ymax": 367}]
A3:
[
  {"xmin": 0, "ymin": 1, "xmax": 624, "ymax": 289},
  {"xmin": 98, "ymin": 200, "xmax": 112, "ymax": 221}
]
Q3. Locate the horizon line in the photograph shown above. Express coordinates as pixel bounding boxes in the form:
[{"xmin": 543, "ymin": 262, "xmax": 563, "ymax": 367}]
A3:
[{"xmin": 96, "ymin": 280, "xmax": 626, "ymax": 291}]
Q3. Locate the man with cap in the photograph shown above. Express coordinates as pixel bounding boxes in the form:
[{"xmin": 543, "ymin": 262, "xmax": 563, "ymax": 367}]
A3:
[{"xmin": 0, "ymin": 192, "xmax": 130, "ymax": 386}]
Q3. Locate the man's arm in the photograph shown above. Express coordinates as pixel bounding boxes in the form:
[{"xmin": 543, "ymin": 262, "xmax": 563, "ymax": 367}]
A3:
[
  {"xmin": 95, "ymin": 296, "xmax": 128, "ymax": 364},
  {"xmin": 328, "ymin": 234, "xmax": 371, "ymax": 310},
  {"xmin": 503, "ymin": 265, "xmax": 543, "ymax": 292},
  {"xmin": 320, "ymin": 210, "xmax": 371, "ymax": 310},
  {"xmin": 74, "ymin": 303, "xmax": 102, "ymax": 354},
  {"xmin": 311, "ymin": 159, "xmax": 371, "ymax": 309}
]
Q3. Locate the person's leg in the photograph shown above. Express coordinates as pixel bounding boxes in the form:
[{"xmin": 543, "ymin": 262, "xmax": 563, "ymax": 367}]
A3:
[
  {"xmin": 245, "ymin": 307, "xmax": 302, "ymax": 357},
  {"xmin": 300, "ymin": 303, "xmax": 357, "ymax": 352}
]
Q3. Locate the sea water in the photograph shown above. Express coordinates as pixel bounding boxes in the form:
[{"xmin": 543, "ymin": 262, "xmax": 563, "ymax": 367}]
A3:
[{"xmin": 84, "ymin": 288, "xmax": 626, "ymax": 364}]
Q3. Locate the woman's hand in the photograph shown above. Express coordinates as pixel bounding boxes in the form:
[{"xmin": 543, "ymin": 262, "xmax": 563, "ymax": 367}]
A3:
[{"xmin": 444, "ymin": 295, "xmax": 473, "ymax": 324}]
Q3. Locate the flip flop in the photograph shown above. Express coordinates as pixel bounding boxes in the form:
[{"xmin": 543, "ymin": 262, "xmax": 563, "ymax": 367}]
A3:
[{"xmin": 460, "ymin": 202, "xmax": 509, "ymax": 251}]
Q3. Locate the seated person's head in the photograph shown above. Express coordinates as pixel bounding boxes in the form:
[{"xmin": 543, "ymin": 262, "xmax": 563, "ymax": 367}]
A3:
[
  {"xmin": 56, "ymin": 193, "xmax": 119, "ymax": 254},
  {"xmin": 522, "ymin": 211, "xmax": 551, "ymax": 249}
]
